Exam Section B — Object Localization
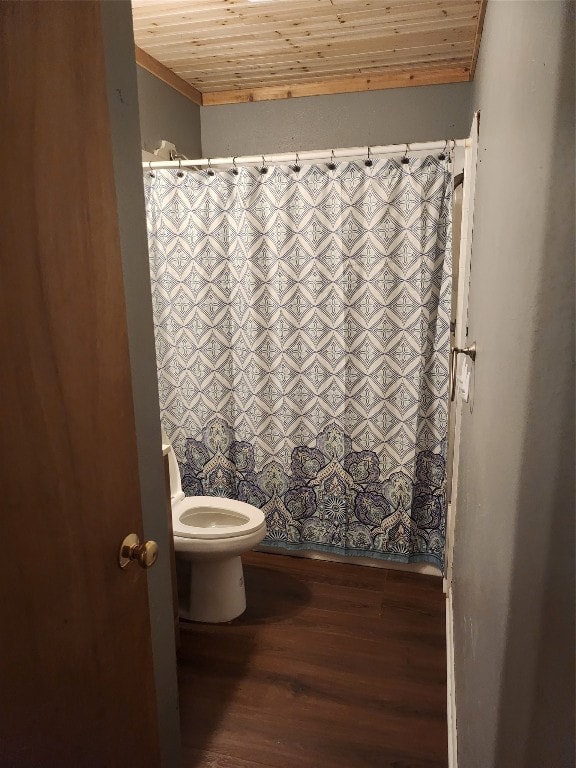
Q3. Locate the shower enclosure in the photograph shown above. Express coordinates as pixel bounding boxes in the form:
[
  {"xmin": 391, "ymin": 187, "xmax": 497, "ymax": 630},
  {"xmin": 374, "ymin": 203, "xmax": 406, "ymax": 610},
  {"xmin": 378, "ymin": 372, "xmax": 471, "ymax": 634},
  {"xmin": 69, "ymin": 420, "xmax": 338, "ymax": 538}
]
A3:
[{"xmin": 145, "ymin": 142, "xmax": 459, "ymax": 569}]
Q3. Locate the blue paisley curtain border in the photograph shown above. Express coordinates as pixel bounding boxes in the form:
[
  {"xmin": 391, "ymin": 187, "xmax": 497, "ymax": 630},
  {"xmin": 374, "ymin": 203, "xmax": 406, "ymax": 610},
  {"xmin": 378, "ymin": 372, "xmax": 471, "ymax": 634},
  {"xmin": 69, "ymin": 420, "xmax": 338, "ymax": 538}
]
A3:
[{"xmin": 178, "ymin": 418, "xmax": 448, "ymax": 568}]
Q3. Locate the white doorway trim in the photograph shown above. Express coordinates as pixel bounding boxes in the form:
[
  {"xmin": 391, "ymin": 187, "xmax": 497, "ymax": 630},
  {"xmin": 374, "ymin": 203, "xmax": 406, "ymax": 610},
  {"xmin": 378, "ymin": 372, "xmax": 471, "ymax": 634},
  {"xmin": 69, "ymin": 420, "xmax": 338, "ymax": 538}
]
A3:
[
  {"xmin": 445, "ymin": 111, "xmax": 480, "ymax": 590},
  {"xmin": 445, "ymin": 112, "xmax": 480, "ymax": 768}
]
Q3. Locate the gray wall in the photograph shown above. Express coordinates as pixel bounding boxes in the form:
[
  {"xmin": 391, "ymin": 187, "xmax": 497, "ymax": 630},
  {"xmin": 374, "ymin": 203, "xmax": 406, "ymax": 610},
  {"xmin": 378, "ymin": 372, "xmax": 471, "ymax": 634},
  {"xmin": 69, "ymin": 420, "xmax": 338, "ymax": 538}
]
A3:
[
  {"xmin": 453, "ymin": 2, "xmax": 575, "ymax": 767},
  {"xmin": 103, "ymin": 5, "xmax": 181, "ymax": 766},
  {"xmin": 201, "ymin": 82, "xmax": 473, "ymax": 157},
  {"xmin": 137, "ymin": 65, "xmax": 201, "ymax": 158}
]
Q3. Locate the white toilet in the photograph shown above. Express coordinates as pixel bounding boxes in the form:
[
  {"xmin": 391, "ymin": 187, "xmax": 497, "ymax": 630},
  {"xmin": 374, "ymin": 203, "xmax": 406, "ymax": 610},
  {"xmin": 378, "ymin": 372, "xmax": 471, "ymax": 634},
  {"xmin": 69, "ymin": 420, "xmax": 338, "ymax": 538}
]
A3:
[{"xmin": 164, "ymin": 437, "xmax": 267, "ymax": 623}]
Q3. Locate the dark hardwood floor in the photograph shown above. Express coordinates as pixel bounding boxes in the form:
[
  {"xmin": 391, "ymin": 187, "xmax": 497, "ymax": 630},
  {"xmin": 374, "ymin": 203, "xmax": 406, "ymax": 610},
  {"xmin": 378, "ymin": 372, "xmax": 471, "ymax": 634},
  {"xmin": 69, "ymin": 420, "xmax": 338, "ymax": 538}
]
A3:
[{"xmin": 178, "ymin": 551, "xmax": 447, "ymax": 768}]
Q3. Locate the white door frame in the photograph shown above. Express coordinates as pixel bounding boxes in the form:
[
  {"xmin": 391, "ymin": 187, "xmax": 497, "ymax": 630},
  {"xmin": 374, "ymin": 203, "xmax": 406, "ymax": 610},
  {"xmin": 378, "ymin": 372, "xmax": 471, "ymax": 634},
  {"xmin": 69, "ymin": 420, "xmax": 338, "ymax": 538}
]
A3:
[
  {"xmin": 445, "ymin": 112, "xmax": 480, "ymax": 768},
  {"xmin": 445, "ymin": 112, "xmax": 480, "ymax": 589}
]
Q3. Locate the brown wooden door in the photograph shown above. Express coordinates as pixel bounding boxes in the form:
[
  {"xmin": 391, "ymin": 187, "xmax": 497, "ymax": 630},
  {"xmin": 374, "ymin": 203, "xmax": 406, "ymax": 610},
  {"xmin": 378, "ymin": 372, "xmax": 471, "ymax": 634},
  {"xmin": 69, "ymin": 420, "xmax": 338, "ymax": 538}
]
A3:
[{"xmin": 0, "ymin": 2, "xmax": 163, "ymax": 765}]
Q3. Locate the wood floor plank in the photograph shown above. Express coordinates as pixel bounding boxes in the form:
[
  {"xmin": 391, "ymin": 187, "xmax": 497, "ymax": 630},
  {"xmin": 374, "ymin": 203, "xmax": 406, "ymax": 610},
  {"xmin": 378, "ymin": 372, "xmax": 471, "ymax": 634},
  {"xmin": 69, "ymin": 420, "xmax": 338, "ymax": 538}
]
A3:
[
  {"xmin": 184, "ymin": 747, "xmax": 275, "ymax": 768},
  {"xmin": 179, "ymin": 630, "xmax": 445, "ymax": 690},
  {"xmin": 178, "ymin": 551, "xmax": 447, "ymax": 768}
]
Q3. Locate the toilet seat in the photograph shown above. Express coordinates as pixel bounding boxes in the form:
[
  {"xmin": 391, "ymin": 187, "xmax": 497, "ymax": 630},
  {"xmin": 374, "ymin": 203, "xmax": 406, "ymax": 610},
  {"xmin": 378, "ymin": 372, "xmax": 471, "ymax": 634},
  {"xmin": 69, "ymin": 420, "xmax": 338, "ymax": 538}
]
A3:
[{"xmin": 172, "ymin": 495, "xmax": 266, "ymax": 540}]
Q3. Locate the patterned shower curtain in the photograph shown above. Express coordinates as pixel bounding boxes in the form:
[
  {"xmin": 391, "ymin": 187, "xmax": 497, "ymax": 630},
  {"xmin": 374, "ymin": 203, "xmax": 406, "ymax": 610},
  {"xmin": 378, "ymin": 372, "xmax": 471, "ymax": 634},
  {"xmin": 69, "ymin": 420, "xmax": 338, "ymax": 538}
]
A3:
[{"xmin": 144, "ymin": 155, "xmax": 452, "ymax": 568}]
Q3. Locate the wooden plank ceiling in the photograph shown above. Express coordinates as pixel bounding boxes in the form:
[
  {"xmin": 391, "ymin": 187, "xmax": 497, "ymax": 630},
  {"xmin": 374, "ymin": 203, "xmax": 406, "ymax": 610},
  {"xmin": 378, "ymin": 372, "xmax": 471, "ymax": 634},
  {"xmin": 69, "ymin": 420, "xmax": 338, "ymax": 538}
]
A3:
[{"xmin": 132, "ymin": 0, "xmax": 486, "ymax": 106}]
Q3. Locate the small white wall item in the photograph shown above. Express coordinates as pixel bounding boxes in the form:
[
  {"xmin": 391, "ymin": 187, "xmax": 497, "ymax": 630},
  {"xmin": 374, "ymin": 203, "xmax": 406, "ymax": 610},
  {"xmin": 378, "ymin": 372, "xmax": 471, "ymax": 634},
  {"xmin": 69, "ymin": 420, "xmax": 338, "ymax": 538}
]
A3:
[
  {"xmin": 154, "ymin": 139, "xmax": 179, "ymax": 159},
  {"xmin": 142, "ymin": 139, "xmax": 184, "ymax": 163}
]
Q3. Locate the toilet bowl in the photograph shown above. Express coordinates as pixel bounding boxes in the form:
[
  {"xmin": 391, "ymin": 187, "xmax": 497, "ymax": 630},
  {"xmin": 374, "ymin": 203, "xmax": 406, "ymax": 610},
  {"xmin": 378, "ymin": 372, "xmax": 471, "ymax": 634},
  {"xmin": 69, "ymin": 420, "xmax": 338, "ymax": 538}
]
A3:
[{"xmin": 164, "ymin": 437, "xmax": 267, "ymax": 623}]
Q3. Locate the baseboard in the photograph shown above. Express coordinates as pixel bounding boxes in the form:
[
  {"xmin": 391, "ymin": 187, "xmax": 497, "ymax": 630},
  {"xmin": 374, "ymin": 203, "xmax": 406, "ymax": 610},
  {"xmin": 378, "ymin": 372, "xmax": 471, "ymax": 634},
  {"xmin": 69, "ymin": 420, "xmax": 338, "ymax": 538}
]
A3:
[
  {"xmin": 256, "ymin": 544, "xmax": 442, "ymax": 576},
  {"xmin": 446, "ymin": 585, "xmax": 458, "ymax": 768}
]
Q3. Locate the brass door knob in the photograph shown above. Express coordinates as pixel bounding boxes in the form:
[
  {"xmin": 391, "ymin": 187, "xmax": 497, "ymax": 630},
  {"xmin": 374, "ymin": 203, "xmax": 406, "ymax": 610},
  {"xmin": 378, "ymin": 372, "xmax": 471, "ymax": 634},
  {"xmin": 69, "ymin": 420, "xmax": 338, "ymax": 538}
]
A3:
[{"xmin": 119, "ymin": 533, "xmax": 159, "ymax": 569}]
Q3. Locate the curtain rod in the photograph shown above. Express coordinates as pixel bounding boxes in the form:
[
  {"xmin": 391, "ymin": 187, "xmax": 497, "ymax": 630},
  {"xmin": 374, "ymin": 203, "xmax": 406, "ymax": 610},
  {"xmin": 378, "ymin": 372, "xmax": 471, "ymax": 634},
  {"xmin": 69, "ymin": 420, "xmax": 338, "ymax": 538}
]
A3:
[{"xmin": 142, "ymin": 139, "xmax": 469, "ymax": 170}]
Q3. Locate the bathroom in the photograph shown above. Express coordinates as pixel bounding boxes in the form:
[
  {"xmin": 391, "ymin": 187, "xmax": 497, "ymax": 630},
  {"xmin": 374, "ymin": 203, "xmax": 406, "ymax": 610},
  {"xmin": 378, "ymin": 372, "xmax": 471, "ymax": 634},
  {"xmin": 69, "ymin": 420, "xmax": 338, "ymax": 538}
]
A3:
[
  {"xmin": 1, "ymin": 1, "xmax": 573, "ymax": 767},
  {"xmin": 137, "ymin": 1, "xmax": 470, "ymax": 759}
]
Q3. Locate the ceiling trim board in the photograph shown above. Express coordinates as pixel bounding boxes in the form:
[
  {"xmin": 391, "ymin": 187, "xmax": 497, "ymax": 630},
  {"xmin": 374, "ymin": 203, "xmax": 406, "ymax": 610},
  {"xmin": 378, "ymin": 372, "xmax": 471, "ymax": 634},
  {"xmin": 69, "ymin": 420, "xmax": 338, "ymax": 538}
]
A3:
[
  {"xmin": 469, "ymin": 0, "xmax": 488, "ymax": 77},
  {"xmin": 135, "ymin": 46, "xmax": 203, "ymax": 105},
  {"xmin": 201, "ymin": 66, "xmax": 471, "ymax": 105}
]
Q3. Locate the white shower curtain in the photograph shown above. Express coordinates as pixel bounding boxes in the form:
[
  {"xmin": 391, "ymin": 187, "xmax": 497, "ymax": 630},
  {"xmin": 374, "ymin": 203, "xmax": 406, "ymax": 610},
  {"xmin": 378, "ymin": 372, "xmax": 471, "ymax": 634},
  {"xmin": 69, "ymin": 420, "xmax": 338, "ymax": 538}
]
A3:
[{"xmin": 145, "ymin": 154, "xmax": 452, "ymax": 568}]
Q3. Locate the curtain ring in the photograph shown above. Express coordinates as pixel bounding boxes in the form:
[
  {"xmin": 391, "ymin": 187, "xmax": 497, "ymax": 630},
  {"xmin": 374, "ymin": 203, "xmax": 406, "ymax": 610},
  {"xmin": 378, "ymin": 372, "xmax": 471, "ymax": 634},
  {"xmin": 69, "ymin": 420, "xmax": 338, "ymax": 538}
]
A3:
[
  {"xmin": 148, "ymin": 161, "xmax": 155, "ymax": 178},
  {"xmin": 176, "ymin": 158, "xmax": 184, "ymax": 178},
  {"xmin": 292, "ymin": 153, "xmax": 301, "ymax": 173},
  {"xmin": 401, "ymin": 144, "xmax": 410, "ymax": 165},
  {"xmin": 260, "ymin": 155, "xmax": 268, "ymax": 174},
  {"xmin": 207, "ymin": 158, "xmax": 214, "ymax": 177},
  {"xmin": 232, "ymin": 157, "xmax": 239, "ymax": 175},
  {"xmin": 327, "ymin": 149, "xmax": 336, "ymax": 171},
  {"xmin": 364, "ymin": 147, "xmax": 373, "ymax": 167},
  {"xmin": 438, "ymin": 140, "xmax": 449, "ymax": 161}
]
